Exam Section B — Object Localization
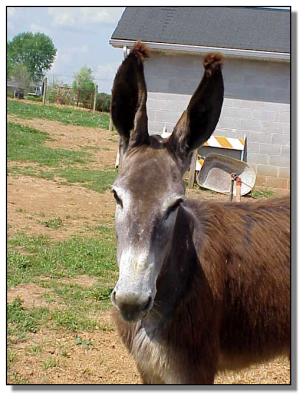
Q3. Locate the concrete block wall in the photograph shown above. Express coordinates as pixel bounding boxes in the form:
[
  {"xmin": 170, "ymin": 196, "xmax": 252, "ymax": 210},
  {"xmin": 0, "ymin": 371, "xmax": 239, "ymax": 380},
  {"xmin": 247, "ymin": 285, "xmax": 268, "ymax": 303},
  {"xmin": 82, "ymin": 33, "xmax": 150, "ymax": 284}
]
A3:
[{"xmin": 144, "ymin": 52, "xmax": 290, "ymax": 189}]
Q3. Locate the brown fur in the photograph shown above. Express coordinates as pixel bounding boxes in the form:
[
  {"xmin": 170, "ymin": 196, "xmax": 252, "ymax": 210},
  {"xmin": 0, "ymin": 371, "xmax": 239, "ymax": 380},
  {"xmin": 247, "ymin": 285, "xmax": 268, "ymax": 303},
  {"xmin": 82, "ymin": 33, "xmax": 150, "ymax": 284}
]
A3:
[
  {"xmin": 132, "ymin": 41, "xmax": 150, "ymax": 59},
  {"xmin": 203, "ymin": 52, "xmax": 224, "ymax": 77},
  {"xmin": 113, "ymin": 196, "xmax": 290, "ymax": 383}
]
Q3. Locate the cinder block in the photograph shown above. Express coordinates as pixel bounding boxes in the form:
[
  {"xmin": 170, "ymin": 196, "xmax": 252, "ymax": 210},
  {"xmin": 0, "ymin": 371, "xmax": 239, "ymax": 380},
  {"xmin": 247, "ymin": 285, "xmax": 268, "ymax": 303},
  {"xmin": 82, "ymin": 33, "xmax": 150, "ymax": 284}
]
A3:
[
  {"xmin": 247, "ymin": 153, "xmax": 269, "ymax": 164},
  {"xmin": 256, "ymin": 164, "xmax": 278, "ymax": 177},
  {"xmin": 269, "ymin": 154, "xmax": 290, "ymax": 168},
  {"xmin": 247, "ymin": 132, "xmax": 272, "ymax": 144},
  {"xmin": 240, "ymin": 118, "xmax": 262, "ymax": 131},
  {"xmin": 218, "ymin": 116, "xmax": 242, "ymax": 130},
  {"xmin": 252, "ymin": 110, "xmax": 277, "ymax": 122},
  {"xmin": 259, "ymin": 143, "xmax": 281, "ymax": 155},
  {"xmin": 261, "ymin": 120, "xmax": 284, "ymax": 132},
  {"xmin": 281, "ymin": 124, "xmax": 290, "ymax": 134},
  {"xmin": 281, "ymin": 145, "xmax": 290, "ymax": 155},
  {"xmin": 255, "ymin": 175, "xmax": 267, "ymax": 186},
  {"xmin": 277, "ymin": 111, "xmax": 290, "ymax": 123},
  {"xmin": 271, "ymin": 134, "xmax": 290, "ymax": 146},
  {"xmin": 278, "ymin": 167, "xmax": 291, "ymax": 178},
  {"xmin": 152, "ymin": 110, "xmax": 181, "ymax": 124},
  {"xmin": 222, "ymin": 107, "xmax": 253, "ymax": 120},
  {"xmin": 147, "ymin": 99, "xmax": 170, "ymax": 111},
  {"xmin": 266, "ymin": 176, "xmax": 289, "ymax": 189},
  {"xmin": 247, "ymin": 142, "xmax": 260, "ymax": 153}
]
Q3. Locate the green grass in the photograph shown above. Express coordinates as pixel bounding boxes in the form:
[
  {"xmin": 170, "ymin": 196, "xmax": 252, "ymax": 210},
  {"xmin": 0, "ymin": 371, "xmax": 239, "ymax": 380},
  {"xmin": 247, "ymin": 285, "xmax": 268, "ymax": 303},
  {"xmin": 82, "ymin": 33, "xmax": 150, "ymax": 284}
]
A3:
[
  {"xmin": 8, "ymin": 122, "xmax": 88, "ymax": 167},
  {"xmin": 7, "ymin": 298, "xmax": 50, "ymax": 339},
  {"xmin": 8, "ymin": 98, "xmax": 110, "ymax": 129},
  {"xmin": 7, "ymin": 350, "xmax": 17, "ymax": 367},
  {"xmin": 8, "ymin": 228, "xmax": 117, "ymax": 288},
  {"xmin": 42, "ymin": 357, "xmax": 58, "ymax": 370},
  {"xmin": 8, "ymin": 372, "xmax": 29, "ymax": 384},
  {"xmin": 7, "ymin": 121, "xmax": 117, "ymax": 192},
  {"xmin": 251, "ymin": 188, "xmax": 274, "ymax": 199},
  {"xmin": 75, "ymin": 336, "xmax": 94, "ymax": 349},
  {"xmin": 8, "ymin": 229, "xmax": 118, "ymax": 340},
  {"xmin": 9, "ymin": 164, "xmax": 117, "ymax": 194},
  {"xmin": 51, "ymin": 309, "xmax": 98, "ymax": 332},
  {"xmin": 28, "ymin": 344, "xmax": 43, "ymax": 355},
  {"xmin": 41, "ymin": 217, "xmax": 63, "ymax": 230},
  {"xmin": 57, "ymin": 168, "xmax": 117, "ymax": 193}
]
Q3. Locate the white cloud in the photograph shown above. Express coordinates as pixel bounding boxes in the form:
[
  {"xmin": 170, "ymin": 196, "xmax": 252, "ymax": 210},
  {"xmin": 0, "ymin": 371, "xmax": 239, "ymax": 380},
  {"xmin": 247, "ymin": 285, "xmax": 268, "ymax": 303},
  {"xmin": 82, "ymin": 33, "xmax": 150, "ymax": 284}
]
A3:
[
  {"xmin": 49, "ymin": 45, "xmax": 89, "ymax": 71},
  {"xmin": 29, "ymin": 23, "xmax": 51, "ymax": 35},
  {"xmin": 7, "ymin": 7, "xmax": 16, "ymax": 17},
  {"xmin": 80, "ymin": 7, "xmax": 124, "ymax": 24},
  {"xmin": 47, "ymin": 7, "xmax": 76, "ymax": 27},
  {"xmin": 94, "ymin": 62, "xmax": 119, "ymax": 80},
  {"xmin": 47, "ymin": 7, "xmax": 124, "ymax": 27},
  {"xmin": 92, "ymin": 62, "xmax": 121, "ymax": 93},
  {"xmin": 7, "ymin": 7, "xmax": 17, "ymax": 33}
]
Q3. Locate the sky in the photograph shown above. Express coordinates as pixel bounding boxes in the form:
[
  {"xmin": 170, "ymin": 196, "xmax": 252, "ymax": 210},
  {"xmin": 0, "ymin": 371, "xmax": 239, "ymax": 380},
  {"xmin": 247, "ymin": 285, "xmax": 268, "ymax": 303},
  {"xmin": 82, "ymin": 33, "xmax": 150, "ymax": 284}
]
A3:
[
  {"xmin": 7, "ymin": 6, "xmax": 125, "ymax": 94},
  {"xmin": 7, "ymin": 6, "xmax": 290, "ymax": 95}
]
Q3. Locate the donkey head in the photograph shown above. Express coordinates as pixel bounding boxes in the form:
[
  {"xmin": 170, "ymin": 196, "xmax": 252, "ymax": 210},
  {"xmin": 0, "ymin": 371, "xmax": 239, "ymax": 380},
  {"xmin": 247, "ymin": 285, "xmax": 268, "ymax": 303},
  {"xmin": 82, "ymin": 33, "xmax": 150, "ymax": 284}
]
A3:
[{"xmin": 110, "ymin": 42, "xmax": 224, "ymax": 322}]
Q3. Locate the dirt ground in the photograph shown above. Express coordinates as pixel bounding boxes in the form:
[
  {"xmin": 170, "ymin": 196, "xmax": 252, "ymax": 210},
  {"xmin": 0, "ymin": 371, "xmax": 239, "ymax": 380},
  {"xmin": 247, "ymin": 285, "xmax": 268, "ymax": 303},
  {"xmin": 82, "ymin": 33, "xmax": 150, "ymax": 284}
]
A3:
[
  {"xmin": 7, "ymin": 278, "xmax": 290, "ymax": 385},
  {"xmin": 7, "ymin": 117, "xmax": 290, "ymax": 385},
  {"xmin": 8, "ymin": 115, "xmax": 118, "ymax": 169},
  {"xmin": 8, "ymin": 174, "xmax": 115, "ymax": 240}
]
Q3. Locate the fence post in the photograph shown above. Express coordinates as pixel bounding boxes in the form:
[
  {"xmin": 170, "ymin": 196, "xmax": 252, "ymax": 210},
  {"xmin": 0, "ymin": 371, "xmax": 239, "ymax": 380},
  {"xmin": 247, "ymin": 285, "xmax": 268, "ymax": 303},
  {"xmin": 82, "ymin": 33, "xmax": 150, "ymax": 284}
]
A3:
[
  {"xmin": 235, "ymin": 177, "xmax": 242, "ymax": 202},
  {"xmin": 42, "ymin": 77, "xmax": 47, "ymax": 105},
  {"xmin": 77, "ymin": 89, "xmax": 80, "ymax": 107},
  {"xmin": 109, "ymin": 117, "xmax": 114, "ymax": 131},
  {"xmin": 188, "ymin": 150, "xmax": 197, "ymax": 189},
  {"xmin": 93, "ymin": 84, "xmax": 98, "ymax": 112}
]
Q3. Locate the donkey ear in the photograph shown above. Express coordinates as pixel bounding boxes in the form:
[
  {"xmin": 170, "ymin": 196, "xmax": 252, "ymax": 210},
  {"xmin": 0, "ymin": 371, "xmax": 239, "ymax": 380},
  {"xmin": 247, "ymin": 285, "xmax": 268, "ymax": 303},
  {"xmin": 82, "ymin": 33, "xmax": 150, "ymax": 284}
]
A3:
[
  {"xmin": 111, "ymin": 41, "xmax": 150, "ymax": 155},
  {"xmin": 168, "ymin": 53, "xmax": 224, "ymax": 163}
]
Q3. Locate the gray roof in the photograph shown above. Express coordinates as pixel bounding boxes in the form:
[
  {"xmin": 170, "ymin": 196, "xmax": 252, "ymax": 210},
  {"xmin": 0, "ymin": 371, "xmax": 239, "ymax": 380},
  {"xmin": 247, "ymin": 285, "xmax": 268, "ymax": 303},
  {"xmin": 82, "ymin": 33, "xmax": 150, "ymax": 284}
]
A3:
[{"xmin": 111, "ymin": 7, "xmax": 290, "ymax": 54}]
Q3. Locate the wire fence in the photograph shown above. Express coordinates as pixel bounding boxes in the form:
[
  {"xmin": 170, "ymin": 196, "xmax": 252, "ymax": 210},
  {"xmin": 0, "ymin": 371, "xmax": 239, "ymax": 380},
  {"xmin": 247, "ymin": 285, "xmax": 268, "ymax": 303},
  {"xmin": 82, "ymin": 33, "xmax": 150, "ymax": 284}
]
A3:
[
  {"xmin": 45, "ymin": 72, "xmax": 112, "ymax": 112},
  {"xmin": 7, "ymin": 71, "xmax": 112, "ymax": 113}
]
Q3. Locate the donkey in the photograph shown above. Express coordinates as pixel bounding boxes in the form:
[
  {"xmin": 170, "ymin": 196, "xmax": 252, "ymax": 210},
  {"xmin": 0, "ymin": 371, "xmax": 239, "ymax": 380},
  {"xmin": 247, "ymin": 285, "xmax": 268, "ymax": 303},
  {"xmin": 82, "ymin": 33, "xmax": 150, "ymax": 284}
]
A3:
[{"xmin": 109, "ymin": 42, "xmax": 290, "ymax": 384}]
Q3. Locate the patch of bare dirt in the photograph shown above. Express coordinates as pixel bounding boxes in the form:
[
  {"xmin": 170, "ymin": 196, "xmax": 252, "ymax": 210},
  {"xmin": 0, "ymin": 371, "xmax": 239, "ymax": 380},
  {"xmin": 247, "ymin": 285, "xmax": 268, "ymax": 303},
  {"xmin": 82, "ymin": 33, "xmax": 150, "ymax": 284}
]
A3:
[
  {"xmin": 215, "ymin": 355, "xmax": 290, "ymax": 384},
  {"xmin": 7, "ymin": 309, "xmax": 290, "ymax": 385},
  {"xmin": 8, "ymin": 116, "xmax": 118, "ymax": 169},
  {"xmin": 7, "ymin": 284, "xmax": 60, "ymax": 310},
  {"xmin": 8, "ymin": 312, "xmax": 141, "ymax": 384},
  {"xmin": 8, "ymin": 175, "xmax": 115, "ymax": 240},
  {"xmin": 59, "ymin": 275, "xmax": 98, "ymax": 288}
]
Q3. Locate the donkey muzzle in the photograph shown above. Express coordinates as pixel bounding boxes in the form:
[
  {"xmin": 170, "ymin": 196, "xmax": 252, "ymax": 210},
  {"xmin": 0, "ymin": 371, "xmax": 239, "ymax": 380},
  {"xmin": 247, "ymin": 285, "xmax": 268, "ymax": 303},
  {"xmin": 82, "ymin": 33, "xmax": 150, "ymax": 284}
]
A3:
[{"xmin": 111, "ymin": 289, "xmax": 153, "ymax": 322}]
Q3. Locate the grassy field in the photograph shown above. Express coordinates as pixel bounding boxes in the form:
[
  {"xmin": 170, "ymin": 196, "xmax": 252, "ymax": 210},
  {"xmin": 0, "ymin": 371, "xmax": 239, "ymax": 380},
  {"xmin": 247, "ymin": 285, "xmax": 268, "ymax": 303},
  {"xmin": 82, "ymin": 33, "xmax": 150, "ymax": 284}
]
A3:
[
  {"xmin": 7, "ymin": 100, "xmax": 122, "ymax": 383},
  {"xmin": 8, "ymin": 120, "xmax": 117, "ymax": 193},
  {"xmin": 7, "ymin": 98, "xmax": 110, "ymax": 129}
]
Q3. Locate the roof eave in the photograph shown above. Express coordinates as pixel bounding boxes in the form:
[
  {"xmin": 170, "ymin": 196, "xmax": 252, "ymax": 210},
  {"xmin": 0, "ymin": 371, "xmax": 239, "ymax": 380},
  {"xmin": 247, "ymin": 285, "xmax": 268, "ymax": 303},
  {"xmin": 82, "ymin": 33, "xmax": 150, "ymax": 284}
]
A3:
[{"xmin": 110, "ymin": 38, "xmax": 290, "ymax": 62}]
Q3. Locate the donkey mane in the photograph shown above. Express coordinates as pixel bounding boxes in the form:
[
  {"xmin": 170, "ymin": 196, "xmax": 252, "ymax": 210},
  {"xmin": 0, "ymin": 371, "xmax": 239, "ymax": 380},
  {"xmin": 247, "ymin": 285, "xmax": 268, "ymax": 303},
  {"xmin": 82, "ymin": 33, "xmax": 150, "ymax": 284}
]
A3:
[{"xmin": 110, "ymin": 42, "xmax": 290, "ymax": 384}]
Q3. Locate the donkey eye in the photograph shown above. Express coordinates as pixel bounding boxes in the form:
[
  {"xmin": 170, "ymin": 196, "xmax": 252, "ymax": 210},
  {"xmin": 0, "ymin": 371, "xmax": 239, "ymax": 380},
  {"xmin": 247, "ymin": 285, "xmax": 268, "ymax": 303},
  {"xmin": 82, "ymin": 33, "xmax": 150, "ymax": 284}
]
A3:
[
  {"xmin": 164, "ymin": 198, "xmax": 183, "ymax": 220},
  {"xmin": 112, "ymin": 190, "xmax": 123, "ymax": 208}
]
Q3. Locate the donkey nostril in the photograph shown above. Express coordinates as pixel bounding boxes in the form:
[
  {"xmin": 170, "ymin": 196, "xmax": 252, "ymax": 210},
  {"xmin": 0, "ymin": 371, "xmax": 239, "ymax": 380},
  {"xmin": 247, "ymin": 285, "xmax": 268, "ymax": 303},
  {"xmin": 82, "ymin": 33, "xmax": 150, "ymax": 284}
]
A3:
[
  {"xmin": 142, "ymin": 296, "xmax": 152, "ymax": 311},
  {"xmin": 111, "ymin": 290, "xmax": 117, "ymax": 305}
]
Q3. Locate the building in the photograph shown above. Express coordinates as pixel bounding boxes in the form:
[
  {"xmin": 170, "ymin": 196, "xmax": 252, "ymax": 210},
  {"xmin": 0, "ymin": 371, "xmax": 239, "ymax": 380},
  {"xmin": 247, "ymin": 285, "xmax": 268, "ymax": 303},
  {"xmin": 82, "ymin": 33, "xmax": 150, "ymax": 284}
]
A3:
[{"xmin": 110, "ymin": 7, "xmax": 290, "ymax": 189}]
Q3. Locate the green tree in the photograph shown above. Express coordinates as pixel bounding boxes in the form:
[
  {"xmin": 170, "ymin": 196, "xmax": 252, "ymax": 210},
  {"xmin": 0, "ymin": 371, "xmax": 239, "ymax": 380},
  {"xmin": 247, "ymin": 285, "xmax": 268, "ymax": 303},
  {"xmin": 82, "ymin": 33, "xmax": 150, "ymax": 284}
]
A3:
[
  {"xmin": 7, "ymin": 32, "xmax": 56, "ymax": 82},
  {"xmin": 10, "ymin": 64, "xmax": 32, "ymax": 90},
  {"xmin": 72, "ymin": 67, "xmax": 95, "ymax": 108},
  {"xmin": 96, "ymin": 92, "xmax": 111, "ymax": 112}
]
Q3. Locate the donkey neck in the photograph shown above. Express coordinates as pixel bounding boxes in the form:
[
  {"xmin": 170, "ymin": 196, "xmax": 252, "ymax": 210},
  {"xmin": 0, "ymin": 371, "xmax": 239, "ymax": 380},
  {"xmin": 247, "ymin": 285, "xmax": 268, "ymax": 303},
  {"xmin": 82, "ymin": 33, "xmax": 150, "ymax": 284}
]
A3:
[{"xmin": 149, "ymin": 204, "xmax": 200, "ymax": 322}]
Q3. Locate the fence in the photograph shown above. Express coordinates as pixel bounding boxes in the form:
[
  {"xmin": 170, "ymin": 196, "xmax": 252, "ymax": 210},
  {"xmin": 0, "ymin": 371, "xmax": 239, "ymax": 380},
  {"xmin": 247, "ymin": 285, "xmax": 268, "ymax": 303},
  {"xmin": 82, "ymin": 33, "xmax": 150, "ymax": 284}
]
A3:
[
  {"xmin": 7, "ymin": 75, "xmax": 112, "ymax": 113},
  {"xmin": 45, "ymin": 81, "xmax": 111, "ymax": 112}
]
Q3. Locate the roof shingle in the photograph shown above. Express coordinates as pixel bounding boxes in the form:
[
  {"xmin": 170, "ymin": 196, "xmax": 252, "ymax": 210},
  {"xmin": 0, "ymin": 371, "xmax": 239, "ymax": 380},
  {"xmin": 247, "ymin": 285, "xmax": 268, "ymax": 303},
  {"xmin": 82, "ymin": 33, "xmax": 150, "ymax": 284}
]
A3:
[{"xmin": 111, "ymin": 7, "xmax": 290, "ymax": 54}]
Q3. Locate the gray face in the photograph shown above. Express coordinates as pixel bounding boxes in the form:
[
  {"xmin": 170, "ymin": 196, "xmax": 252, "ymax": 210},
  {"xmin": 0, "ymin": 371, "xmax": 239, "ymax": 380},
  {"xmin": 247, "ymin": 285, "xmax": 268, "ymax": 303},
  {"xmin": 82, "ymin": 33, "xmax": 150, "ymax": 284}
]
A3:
[{"xmin": 111, "ymin": 145, "xmax": 185, "ymax": 322}]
